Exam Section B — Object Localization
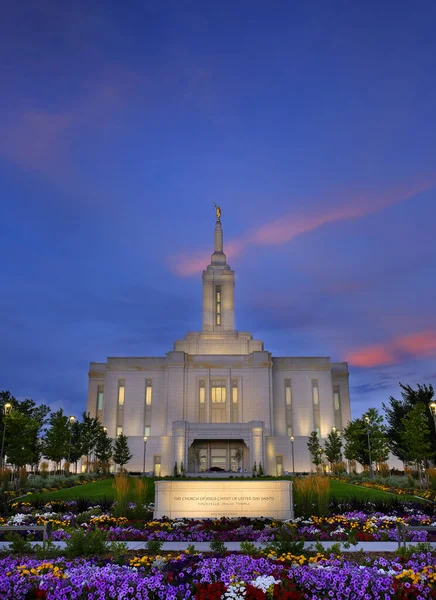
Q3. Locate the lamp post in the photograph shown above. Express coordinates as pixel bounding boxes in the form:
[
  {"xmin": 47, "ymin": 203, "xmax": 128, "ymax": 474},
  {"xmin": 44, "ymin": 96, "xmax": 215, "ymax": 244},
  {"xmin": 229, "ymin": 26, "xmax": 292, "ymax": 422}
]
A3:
[
  {"xmin": 143, "ymin": 436, "xmax": 148, "ymax": 474},
  {"xmin": 67, "ymin": 416, "xmax": 76, "ymax": 465},
  {"xmin": 364, "ymin": 415, "xmax": 374, "ymax": 478},
  {"xmin": 290, "ymin": 436, "xmax": 295, "ymax": 475},
  {"xmin": 0, "ymin": 403, "xmax": 12, "ymax": 469}
]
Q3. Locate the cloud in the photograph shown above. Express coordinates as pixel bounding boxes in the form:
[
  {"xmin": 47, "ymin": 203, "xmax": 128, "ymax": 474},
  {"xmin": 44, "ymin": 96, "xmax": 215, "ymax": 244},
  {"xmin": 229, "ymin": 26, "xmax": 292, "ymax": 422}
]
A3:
[
  {"xmin": 346, "ymin": 330, "xmax": 436, "ymax": 367},
  {"xmin": 171, "ymin": 177, "xmax": 434, "ymax": 277},
  {"xmin": 0, "ymin": 111, "xmax": 72, "ymax": 178},
  {"xmin": 0, "ymin": 65, "xmax": 138, "ymax": 182}
]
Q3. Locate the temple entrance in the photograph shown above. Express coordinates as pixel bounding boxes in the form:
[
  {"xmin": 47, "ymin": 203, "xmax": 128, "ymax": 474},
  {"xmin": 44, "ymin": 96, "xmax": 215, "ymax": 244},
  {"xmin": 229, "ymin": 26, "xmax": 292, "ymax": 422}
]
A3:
[{"xmin": 188, "ymin": 440, "xmax": 248, "ymax": 473}]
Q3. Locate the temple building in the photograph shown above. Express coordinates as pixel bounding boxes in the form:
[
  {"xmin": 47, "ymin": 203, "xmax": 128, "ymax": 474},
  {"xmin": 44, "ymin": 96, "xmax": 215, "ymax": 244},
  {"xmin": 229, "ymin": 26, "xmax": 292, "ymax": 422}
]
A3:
[{"xmin": 86, "ymin": 209, "xmax": 351, "ymax": 475}]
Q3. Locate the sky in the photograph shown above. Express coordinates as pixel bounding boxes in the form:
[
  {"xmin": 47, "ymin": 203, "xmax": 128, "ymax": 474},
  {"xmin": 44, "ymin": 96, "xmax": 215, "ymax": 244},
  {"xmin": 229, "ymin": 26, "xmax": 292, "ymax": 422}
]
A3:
[{"xmin": 1, "ymin": 1, "xmax": 436, "ymax": 419}]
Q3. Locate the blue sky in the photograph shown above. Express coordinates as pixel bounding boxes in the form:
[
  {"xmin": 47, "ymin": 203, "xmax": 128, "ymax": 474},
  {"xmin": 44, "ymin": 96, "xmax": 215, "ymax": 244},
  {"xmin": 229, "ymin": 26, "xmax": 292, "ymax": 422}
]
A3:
[{"xmin": 1, "ymin": 1, "xmax": 435, "ymax": 417}]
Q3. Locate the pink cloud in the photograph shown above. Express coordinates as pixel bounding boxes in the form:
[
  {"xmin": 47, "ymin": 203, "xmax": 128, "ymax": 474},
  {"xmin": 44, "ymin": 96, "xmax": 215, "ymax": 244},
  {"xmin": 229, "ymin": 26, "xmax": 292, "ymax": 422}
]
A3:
[
  {"xmin": 0, "ymin": 65, "xmax": 139, "ymax": 181},
  {"xmin": 171, "ymin": 178, "xmax": 434, "ymax": 277},
  {"xmin": 346, "ymin": 329, "xmax": 436, "ymax": 367},
  {"xmin": 0, "ymin": 111, "xmax": 72, "ymax": 177}
]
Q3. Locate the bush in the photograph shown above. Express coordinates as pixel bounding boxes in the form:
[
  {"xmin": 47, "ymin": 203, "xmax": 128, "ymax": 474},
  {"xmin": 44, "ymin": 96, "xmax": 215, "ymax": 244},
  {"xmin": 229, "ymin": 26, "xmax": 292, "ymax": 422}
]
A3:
[
  {"xmin": 146, "ymin": 539, "xmax": 163, "ymax": 554},
  {"xmin": 210, "ymin": 539, "xmax": 227, "ymax": 553},
  {"xmin": 294, "ymin": 476, "xmax": 330, "ymax": 517},
  {"xmin": 240, "ymin": 541, "xmax": 260, "ymax": 555},
  {"xmin": 40, "ymin": 462, "xmax": 49, "ymax": 479},
  {"xmin": 265, "ymin": 525, "xmax": 304, "ymax": 556},
  {"xmin": 65, "ymin": 529, "xmax": 107, "ymax": 557},
  {"xmin": 113, "ymin": 473, "xmax": 129, "ymax": 517},
  {"xmin": 108, "ymin": 541, "xmax": 128, "ymax": 564},
  {"xmin": 0, "ymin": 468, "xmax": 11, "ymax": 491},
  {"xmin": 5, "ymin": 532, "xmax": 33, "ymax": 554}
]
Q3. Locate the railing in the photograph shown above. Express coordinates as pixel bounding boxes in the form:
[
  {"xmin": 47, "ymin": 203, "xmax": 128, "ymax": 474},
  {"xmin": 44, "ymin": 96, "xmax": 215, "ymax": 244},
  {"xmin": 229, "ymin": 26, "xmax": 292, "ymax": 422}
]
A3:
[
  {"xmin": 0, "ymin": 523, "xmax": 52, "ymax": 547},
  {"xmin": 396, "ymin": 522, "xmax": 435, "ymax": 549}
]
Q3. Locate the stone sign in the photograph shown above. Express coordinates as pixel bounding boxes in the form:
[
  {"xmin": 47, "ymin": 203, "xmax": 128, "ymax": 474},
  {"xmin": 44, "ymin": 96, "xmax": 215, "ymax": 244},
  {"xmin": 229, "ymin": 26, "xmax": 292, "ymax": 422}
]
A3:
[{"xmin": 154, "ymin": 480, "xmax": 293, "ymax": 519}]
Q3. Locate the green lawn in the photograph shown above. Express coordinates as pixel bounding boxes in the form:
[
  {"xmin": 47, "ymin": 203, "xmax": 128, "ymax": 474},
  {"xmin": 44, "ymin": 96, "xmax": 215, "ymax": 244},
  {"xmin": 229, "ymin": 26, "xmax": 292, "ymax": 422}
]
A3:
[
  {"xmin": 23, "ymin": 477, "xmax": 417, "ymax": 505},
  {"xmin": 25, "ymin": 478, "xmax": 155, "ymax": 503},
  {"xmin": 329, "ymin": 479, "xmax": 424, "ymax": 503}
]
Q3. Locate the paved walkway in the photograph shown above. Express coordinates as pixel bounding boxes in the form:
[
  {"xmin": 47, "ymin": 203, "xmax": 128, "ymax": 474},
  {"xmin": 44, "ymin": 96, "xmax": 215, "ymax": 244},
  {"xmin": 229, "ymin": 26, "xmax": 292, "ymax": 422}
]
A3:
[{"xmin": 0, "ymin": 541, "xmax": 435, "ymax": 552}]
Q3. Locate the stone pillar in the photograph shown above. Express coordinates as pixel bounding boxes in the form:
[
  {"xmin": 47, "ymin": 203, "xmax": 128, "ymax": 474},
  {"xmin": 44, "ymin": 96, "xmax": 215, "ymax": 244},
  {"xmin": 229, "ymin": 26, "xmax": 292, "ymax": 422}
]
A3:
[
  {"xmin": 172, "ymin": 421, "xmax": 187, "ymax": 474},
  {"xmin": 249, "ymin": 421, "xmax": 265, "ymax": 472}
]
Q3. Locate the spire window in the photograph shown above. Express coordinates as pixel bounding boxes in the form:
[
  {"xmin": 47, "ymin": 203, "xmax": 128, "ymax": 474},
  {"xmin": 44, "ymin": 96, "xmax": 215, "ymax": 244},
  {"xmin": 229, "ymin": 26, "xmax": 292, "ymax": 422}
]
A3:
[{"xmin": 215, "ymin": 287, "xmax": 221, "ymax": 325}]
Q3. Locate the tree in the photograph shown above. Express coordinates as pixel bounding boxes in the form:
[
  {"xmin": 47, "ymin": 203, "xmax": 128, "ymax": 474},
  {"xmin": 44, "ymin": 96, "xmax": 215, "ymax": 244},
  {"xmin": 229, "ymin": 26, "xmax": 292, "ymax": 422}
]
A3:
[
  {"xmin": 68, "ymin": 419, "xmax": 83, "ymax": 472},
  {"xmin": 43, "ymin": 409, "xmax": 69, "ymax": 470},
  {"xmin": 4, "ymin": 412, "xmax": 40, "ymax": 470},
  {"xmin": 94, "ymin": 428, "xmax": 113, "ymax": 474},
  {"xmin": 343, "ymin": 408, "xmax": 389, "ymax": 471},
  {"xmin": 0, "ymin": 391, "xmax": 50, "ymax": 470},
  {"xmin": 80, "ymin": 412, "xmax": 102, "ymax": 472},
  {"xmin": 383, "ymin": 383, "xmax": 435, "ymax": 463},
  {"xmin": 307, "ymin": 431, "xmax": 323, "ymax": 470},
  {"xmin": 113, "ymin": 433, "xmax": 132, "ymax": 471},
  {"xmin": 233, "ymin": 447, "xmax": 245, "ymax": 471},
  {"xmin": 324, "ymin": 429, "xmax": 342, "ymax": 469},
  {"xmin": 402, "ymin": 403, "xmax": 432, "ymax": 487},
  {"xmin": 188, "ymin": 445, "xmax": 202, "ymax": 473}
]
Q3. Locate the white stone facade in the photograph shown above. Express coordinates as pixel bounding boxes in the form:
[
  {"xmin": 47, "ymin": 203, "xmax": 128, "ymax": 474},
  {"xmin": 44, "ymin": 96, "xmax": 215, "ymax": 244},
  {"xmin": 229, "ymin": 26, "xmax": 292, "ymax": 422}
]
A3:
[{"xmin": 87, "ymin": 216, "xmax": 351, "ymax": 475}]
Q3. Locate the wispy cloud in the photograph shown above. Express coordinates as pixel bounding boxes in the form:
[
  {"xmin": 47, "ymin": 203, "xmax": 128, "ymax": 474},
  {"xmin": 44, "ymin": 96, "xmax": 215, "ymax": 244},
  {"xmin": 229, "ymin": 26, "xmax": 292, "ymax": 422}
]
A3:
[
  {"xmin": 171, "ymin": 177, "xmax": 434, "ymax": 277},
  {"xmin": 0, "ymin": 65, "xmax": 138, "ymax": 182},
  {"xmin": 346, "ymin": 330, "xmax": 436, "ymax": 367}
]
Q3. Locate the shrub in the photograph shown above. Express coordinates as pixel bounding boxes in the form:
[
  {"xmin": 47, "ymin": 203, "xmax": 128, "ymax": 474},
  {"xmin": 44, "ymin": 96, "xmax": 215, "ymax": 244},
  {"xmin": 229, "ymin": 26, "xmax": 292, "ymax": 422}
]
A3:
[
  {"xmin": 294, "ymin": 476, "xmax": 330, "ymax": 517},
  {"xmin": 113, "ymin": 472, "xmax": 130, "ymax": 517},
  {"xmin": 74, "ymin": 496, "xmax": 92, "ymax": 514},
  {"xmin": 146, "ymin": 539, "xmax": 163, "ymax": 554},
  {"xmin": 65, "ymin": 529, "xmax": 107, "ymax": 557},
  {"xmin": 132, "ymin": 478, "xmax": 147, "ymax": 519},
  {"xmin": 266, "ymin": 525, "xmax": 304, "ymax": 556},
  {"xmin": 210, "ymin": 539, "xmax": 227, "ymax": 553},
  {"xmin": 96, "ymin": 496, "xmax": 114, "ymax": 513},
  {"xmin": 40, "ymin": 462, "xmax": 49, "ymax": 479},
  {"xmin": 0, "ymin": 468, "xmax": 11, "ymax": 491},
  {"xmin": 19, "ymin": 467, "xmax": 28, "ymax": 490},
  {"xmin": 240, "ymin": 541, "xmax": 260, "ymax": 555},
  {"xmin": 5, "ymin": 532, "xmax": 33, "ymax": 554},
  {"xmin": 108, "ymin": 541, "xmax": 128, "ymax": 564}
]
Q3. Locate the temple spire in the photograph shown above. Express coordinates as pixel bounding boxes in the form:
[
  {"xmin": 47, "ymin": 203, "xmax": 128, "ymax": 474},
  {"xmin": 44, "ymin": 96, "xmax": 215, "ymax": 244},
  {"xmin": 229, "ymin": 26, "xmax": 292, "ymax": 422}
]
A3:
[
  {"xmin": 202, "ymin": 205, "xmax": 235, "ymax": 332},
  {"xmin": 211, "ymin": 203, "xmax": 225, "ymax": 264}
]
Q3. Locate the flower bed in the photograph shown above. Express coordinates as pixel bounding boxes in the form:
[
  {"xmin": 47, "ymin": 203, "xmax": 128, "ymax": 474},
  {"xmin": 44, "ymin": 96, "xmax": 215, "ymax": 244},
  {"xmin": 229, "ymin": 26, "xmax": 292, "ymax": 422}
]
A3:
[
  {"xmin": 4, "ymin": 502, "xmax": 436, "ymax": 544},
  {"xmin": 0, "ymin": 551, "xmax": 436, "ymax": 599}
]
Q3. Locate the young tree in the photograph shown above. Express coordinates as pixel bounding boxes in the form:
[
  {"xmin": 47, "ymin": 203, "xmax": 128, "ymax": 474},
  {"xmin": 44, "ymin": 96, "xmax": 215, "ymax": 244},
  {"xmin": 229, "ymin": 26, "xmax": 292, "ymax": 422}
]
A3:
[
  {"xmin": 94, "ymin": 428, "xmax": 113, "ymax": 474},
  {"xmin": 4, "ymin": 412, "xmax": 40, "ymax": 470},
  {"xmin": 68, "ymin": 419, "xmax": 83, "ymax": 473},
  {"xmin": 43, "ymin": 409, "xmax": 69, "ymax": 471},
  {"xmin": 113, "ymin": 433, "xmax": 132, "ymax": 472},
  {"xmin": 365, "ymin": 408, "xmax": 389, "ymax": 470},
  {"xmin": 324, "ymin": 429, "xmax": 342, "ymax": 469},
  {"xmin": 233, "ymin": 447, "xmax": 245, "ymax": 471},
  {"xmin": 343, "ymin": 408, "xmax": 388, "ymax": 471},
  {"xmin": 402, "ymin": 403, "xmax": 432, "ymax": 488},
  {"xmin": 188, "ymin": 445, "xmax": 202, "ymax": 473},
  {"xmin": 343, "ymin": 419, "xmax": 369, "ymax": 467},
  {"xmin": 0, "ymin": 391, "xmax": 50, "ymax": 471},
  {"xmin": 80, "ymin": 412, "xmax": 102, "ymax": 472},
  {"xmin": 307, "ymin": 431, "xmax": 323, "ymax": 470},
  {"xmin": 383, "ymin": 383, "xmax": 435, "ymax": 463}
]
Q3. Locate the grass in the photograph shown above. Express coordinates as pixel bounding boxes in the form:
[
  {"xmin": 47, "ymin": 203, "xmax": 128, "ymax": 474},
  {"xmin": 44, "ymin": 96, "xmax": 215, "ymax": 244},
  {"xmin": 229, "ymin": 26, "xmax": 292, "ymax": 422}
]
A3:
[
  {"xmin": 329, "ymin": 479, "xmax": 424, "ymax": 503},
  {"xmin": 23, "ymin": 476, "xmax": 420, "ymax": 505},
  {"xmin": 25, "ymin": 478, "xmax": 154, "ymax": 505}
]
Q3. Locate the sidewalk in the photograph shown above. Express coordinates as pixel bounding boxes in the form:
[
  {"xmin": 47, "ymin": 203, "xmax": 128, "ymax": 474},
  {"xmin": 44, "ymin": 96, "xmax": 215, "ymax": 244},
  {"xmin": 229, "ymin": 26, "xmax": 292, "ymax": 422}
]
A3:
[{"xmin": 0, "ymin": 540, "xmax": 435, "ymax": 552}]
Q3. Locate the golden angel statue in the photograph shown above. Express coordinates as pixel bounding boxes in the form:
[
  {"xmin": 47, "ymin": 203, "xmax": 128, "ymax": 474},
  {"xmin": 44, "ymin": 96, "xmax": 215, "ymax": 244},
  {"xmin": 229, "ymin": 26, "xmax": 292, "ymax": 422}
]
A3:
[{"xmin": 213, "ymin": 202, "xmax": 221, "ymax": 222}]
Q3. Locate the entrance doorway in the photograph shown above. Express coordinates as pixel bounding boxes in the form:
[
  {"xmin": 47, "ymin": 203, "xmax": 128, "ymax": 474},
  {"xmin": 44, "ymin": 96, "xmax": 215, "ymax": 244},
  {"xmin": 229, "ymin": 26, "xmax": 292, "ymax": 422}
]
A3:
[{"xmin": 188, "ymin": 440, "xmax": 247, "ymax": 473}]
